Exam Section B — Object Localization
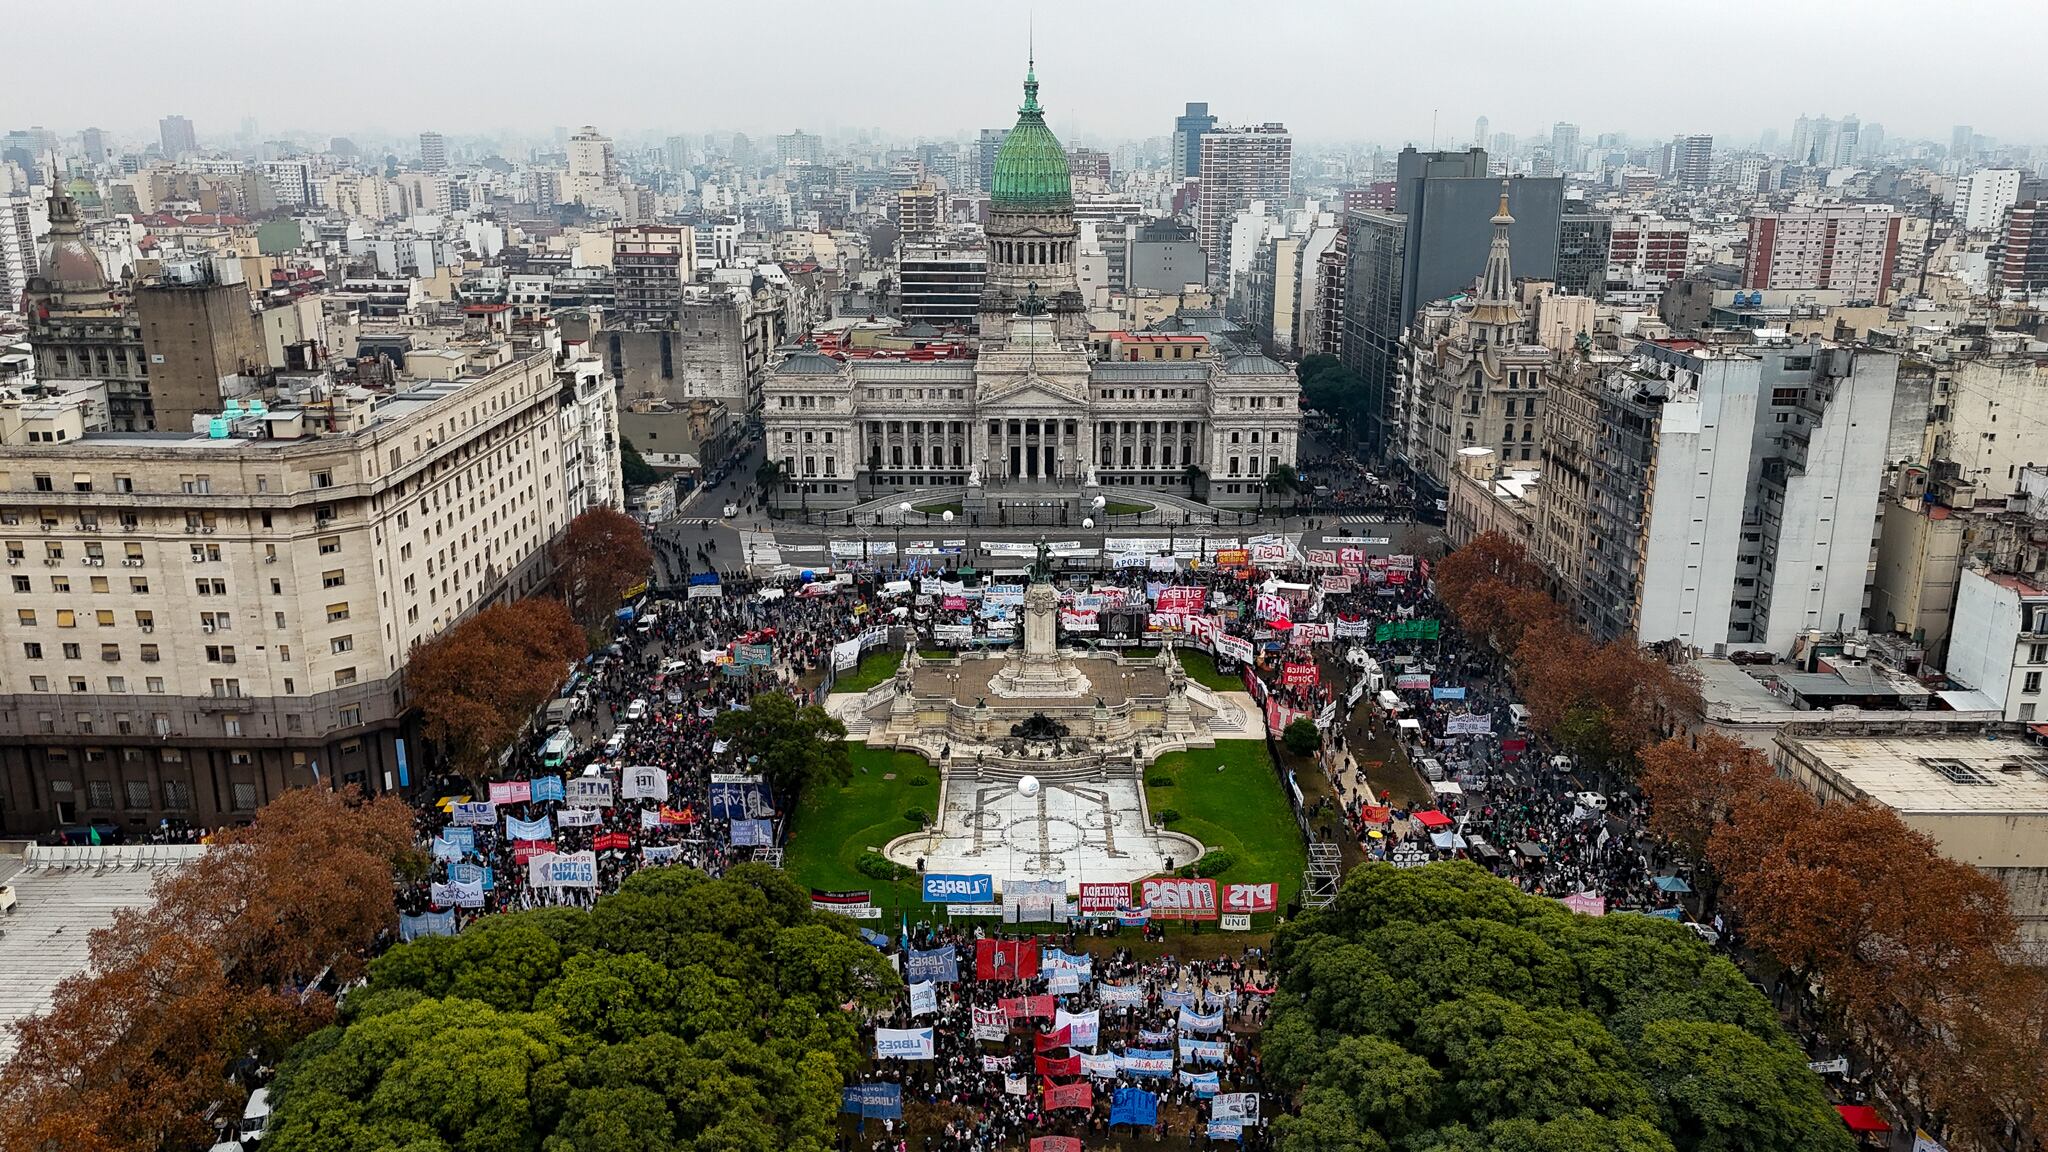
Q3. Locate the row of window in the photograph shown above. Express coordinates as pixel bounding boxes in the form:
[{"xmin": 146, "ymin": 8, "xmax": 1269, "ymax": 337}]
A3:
[{"xmin": 14, "ymin": 666, "xmax": 354, "ymax": 696}]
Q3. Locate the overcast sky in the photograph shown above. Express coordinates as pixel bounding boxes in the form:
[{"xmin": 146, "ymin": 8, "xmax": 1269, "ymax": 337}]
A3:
[{"xmin": 14, "ymin": 0, "xmax": 2044, "ymax": 149}]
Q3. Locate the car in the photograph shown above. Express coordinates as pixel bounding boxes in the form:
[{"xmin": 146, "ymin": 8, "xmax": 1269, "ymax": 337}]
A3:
[
  {"xmin": 624, "ymin": 699, "xmax": 649, "ymax": 723},
  {"xmin": 605, "ymin": 728, "xmax": 630, "ymax": 757},
  {"xmin": 1572, "ymin": 792, "xmax": 1609, "ymax": 812}
]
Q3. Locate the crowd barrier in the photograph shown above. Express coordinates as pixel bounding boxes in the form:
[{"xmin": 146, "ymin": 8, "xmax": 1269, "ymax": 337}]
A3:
[{"xmin": 21, "ymin": 843, "xmax": 208, "ymax": 870}]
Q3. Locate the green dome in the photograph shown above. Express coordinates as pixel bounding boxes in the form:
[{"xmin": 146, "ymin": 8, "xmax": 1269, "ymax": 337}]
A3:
[{"xmin": 989, "ymin": 66, "xmax": 1071, "ymax": 211}]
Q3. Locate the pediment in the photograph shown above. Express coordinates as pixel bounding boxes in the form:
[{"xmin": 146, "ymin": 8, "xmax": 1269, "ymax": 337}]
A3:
[{"xmin": 979, "ymin": 375, "xmax": 1088, "ymax": 409}]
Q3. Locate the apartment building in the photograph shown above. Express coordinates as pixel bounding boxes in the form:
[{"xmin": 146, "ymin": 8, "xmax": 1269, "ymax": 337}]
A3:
[
  {"xmin": 0, "ymin": 347, "xmax": 622, "ymax": 836},
  {"xmin": 1741, "ymin": 205, "xmax": 1900, "ymax": 304},
  {"xmin": 611, "ymin": 225, "xmax": 694, "ymax": 330},
  {"xmin": 1196, "ymin": 124, "xmax": 1293, "ymax": 285}
]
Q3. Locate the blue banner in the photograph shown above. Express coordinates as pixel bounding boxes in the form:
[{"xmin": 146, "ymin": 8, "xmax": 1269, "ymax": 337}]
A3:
[
  {"xmin": 1139, "ymin": 1027, "xmax": 1174, "ymax": 1046},
  {"xmin": 1207, "ymin": 1119, "xmax": 1244, "ymax": 1142},
  {"xmin": 431, "ymin": 836, "xmax": 465, "ymax": 862},
  {"xmin": 1178, "ymin": 1069, "xmax": 1220, "ymax": 1097},
  {"xmin": 398, "ymin": 909, "xmax": 457, "ymax": 941},
  {"xmin": 730, "ymin": 819, "xmax": 775, "ymax": 846},
  {"xmin": 839, "ymin": 1082, "xmax": 903, "ymax": 1120},
  {"xmin": 1044, "ymin": 948, "xmax": 1093, "ymax": 982},
  {"xmin": 1118, "ymin": 1049, "xmax": 1174, "ymax": 1077},
  {"xmin": 528, "ymin": 776, "xmax": 565, "ymax": 803},
  {"xmin": 448, "ymin": 861, "xmax": 495, "ymax": 892},
  {"xmin": 505, "ymin": 814, "xmax": 552, "ymax": 840},
  {"xmin": 709, "ymin": 778, "xmax": 774, "ymax": 819},
  {"xmin": 395, "ymin": 738, "xmax": 410, "ymax": 789},
  {"xmin": 906, "ymin": 945, "xmax": 960, "ymax": 984},
  {"xmin": 1178, "ymin": 1006, "xmax": 1225, "ymax": 1033},
  {"xmin": 1161, "ymin": 990, "xmax": 1196, "ymax": 1010},
  {"xmin": 921, "ymin": 873, "xmax": 994, "ymax": 903},
  {"xmin": 1180, "ymin": 1037, "xmax": 1229, "ymax": 1064},
  {"xmin": 1110, "ymin": 1086, "xmax": 1160, "ymax": 1126}
]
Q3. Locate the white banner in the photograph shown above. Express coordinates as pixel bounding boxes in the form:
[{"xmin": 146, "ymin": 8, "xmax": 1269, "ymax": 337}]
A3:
[
  {"xmin": 555, "ymin": 805, "xmax": 601, "ymax": 828},
  {"xmin": 1055, "ymin": 1007, "xmax": 1100, "ymax": 1048},
  {"xmin": 1220, "ymin": 913, "xmax": 1252, "ymax": 931},
  {"xmin": 832, "ymin": 637, "xmax": 862, "ymax": 671},
  {"xmin": 1213, "ymin": 1092, "xmax": 1260, "ymax": 1122},
  {"xmin": 621, "ymin": 766, "xmax": 668, "ymax": 800},
  {"xmin": 875, "ymin": 1027, "xmax": 936, "ymax": 1060},
  {"xmin": 909, "ymin": 980, "xmax": 938, "ymax": 1017}
]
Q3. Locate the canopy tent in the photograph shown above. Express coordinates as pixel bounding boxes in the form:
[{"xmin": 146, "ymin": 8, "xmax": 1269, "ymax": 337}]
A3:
[
  {"xmin": 1835, "ymin": 1105, "xmax": 1890, "ymax": 1134},
  {"xmin": 1396, "ymin": 718, "xmax": 1422, "ymax": 731},
  {"xmin": 1431, "ymin": 780, "xmax": 1464, "ymax": 795},
  {"xmin": 1413, "ymin": 810, "xmax": 1454, "ymax": 830},
  {"xmin": 1514, "ymin": 841, "xmax": 1549, "ymax": 859},
  {"xmin": 1429, "ymin": 831, "xmax": 1468, "ymax": 851},
  {"xmin": 1653, "ymin": 874, "xmax": 1693, "ymax": 894}
]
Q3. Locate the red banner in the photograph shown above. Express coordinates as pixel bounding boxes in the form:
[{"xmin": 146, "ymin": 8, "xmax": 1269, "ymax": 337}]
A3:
[
  {"xmin": 1139, "ymin": 877, "xmax": 1220, "ymax": 920},
  {"xmin": 1213, "ymin": 548, "xmax": 1249, "ymax": 567},
  {"xmin": 511, "ymin": 839, "xmax": 554, "ymax": 864},
  {"xmin": 1032, "ymin": 1139, "xmax": 1083, "ymax": 1152},
  {"xmin": 1000, "ymin": 993, "xmax": 1055, "ymax": 1020},
  {"xmin": 593, "ymin": 831, "xmax": 632, "ymax": 851},
  {"xmin": 1223, "ymin": 882, "xmax": 1279, "ymax": 913},
  {"xmin": 1155, "ymin": 586, "xmax": 1207, "ymax": 614},
  {"xmin": 659, "ymin": 804, "xmax": 695, "ymax": 825},
  {"xmin": 979, "ymin": 939, "xmax": 1042, "ymax": 981},
  {"xmin": 1036, "ymin": 1053, "xmax": 1081, "ymax": 1078},
  {"xmin": 1042, "ymin": 1081, "xmax": 1093, "ymax": 1110},
  {"xmin": 942, "ymin": 596, "xmax": 969, "ymax": 611},
  {"xmin": 1282, "ymin": 661, "xmax": 1319, "ymax": 689},
  {"xmin": 1035, "ymin": 1025, "xmax": 1072, "ymax": 1051}
]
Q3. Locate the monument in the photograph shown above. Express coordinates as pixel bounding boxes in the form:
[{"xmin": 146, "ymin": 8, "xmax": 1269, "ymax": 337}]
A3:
[{"xmin": 990, "ymin": 538, "xmax": 1091, "ymax": 699}]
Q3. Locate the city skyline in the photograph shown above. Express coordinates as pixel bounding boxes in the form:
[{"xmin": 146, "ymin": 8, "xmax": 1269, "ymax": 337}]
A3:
[{"xmin": 10, "ymin": 0, "xmax": 2047, "ymax": 147}]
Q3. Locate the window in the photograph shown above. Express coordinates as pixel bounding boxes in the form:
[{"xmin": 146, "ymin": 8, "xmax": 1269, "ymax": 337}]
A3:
[
  {"xmin": 125, "ymin": 780, "xmax": 150, "ymax": 809},
  {"xmin": 326, "ymin": 602, "xmax": 350, "ymax": 622},
  {"xmin": 331, "ymin": 635, "xmax": 354, "ymax": 654},
  {"xmin": 50, "ymin": 576, "xmax": 70, "ymax": 594},
  {"xmin": 10, "ymin": 575, "xmax": 26, "ymax": 593},
  {"xmin": 16, "ymin": 609, "xmax": 32, "ymax": 627},
  {"xmin": 56, "ymin": 610, "xmax": 76, "ymax": 629},
  {"xmin": 130, "ymin": 577, "xmax": 148, "ymax": 593},
  {"xmin": 95, "ymin": 609, "xmax": 114, "ymax": 626},
  {"xmin": 88, "ymin": 780, "xmax": 114, "ymax": 810},
  {"xmin": 146, "ymin": 677, "xmax": 164, "ymax": 693},
  {"xmin": 322, "ymin": 570, "xmax": 345, "ymax": 589},
  {"xmin": 335, "ymin": 667, "xmax": 358, "ymax": 687},
  {"xmin": 1922, "ymin": 757, "xmax": 1993, "ymax": 786},
  {"xmin": 317, "ymin": 535, "xmax": 341, "ymax": 555},
  {"xmin": 2026, "ymin": 672, "xmax": 2042, "ymax": 695},
  {"xmin": 139, "ymin": 644, "xmax": 159, "ymax": 663},
  {"xmin": 232, "ymin": 783, "xmax": 258, "ymax": 812},
  {"xmin": 99, "ymin": 643, "xmax": 119, "ymax": 662},
  {"xmin": 23, "ymin": 642, "xmax": 41, "ymax": 659},
  {"xmin": 163, "ymin": 780, "xmax": 192, "ymax": 810}
]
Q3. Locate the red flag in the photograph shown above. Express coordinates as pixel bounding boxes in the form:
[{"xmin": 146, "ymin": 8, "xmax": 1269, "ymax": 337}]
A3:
[
  {"xmin": 1031, "ymin": 1139, "xmax": 1083, "ymax": 1152},
  {"xmin": 1000, "ymin": 994, "xmax": 1055, "ymax": 1020},
  {"xmin": 1042, "ymin": 1081, "xmax": 1093, "ymax": 1110},
  {"xmin": 1035, "ymin": 1025, "xmax": 1073, "ymax": 1051},
  {"xmin": 976, "ymin": 938, "xmax": 1042, "ymax": 981},
  {"xmin": 1036, "ymin": 1054, "xmax": 1081, "ymax": 1078},
  {"xmin": 659, "ymin": 804, "xmax": 695, "ymax": 825},
  {"xmin": 593, "ymin": 831, "xmax": 632, "ymax": 851}
]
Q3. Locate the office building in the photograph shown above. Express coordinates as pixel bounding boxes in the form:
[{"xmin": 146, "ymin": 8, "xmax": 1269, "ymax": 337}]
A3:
[
  {"xmin": 159, "ymin": 115, "xmax": 196, "ymax": 160},
  {"xmin": 897, "ymin": 244, "xmax": 987, "ymax": 329},
  {"xmin": 1550, "ymin": 122, "xmax": 1579, "ymax": 172},
  {"xmin": 1067, "ymin": 149, "xmax": 1111, "ymax": 188},
  {"xmin": 611, "ymin": 225, "xmax": 695, "ymax": 329},
  {"xmin": 564, "ymin": 126, "xmax": 616, "ymax": 204},
  {"xmin": 1340, "ymin": 148, "xmax": 1562, "ymax": 461},
  {"xmin": 1555, "ymin": 213, "xmax": 1611, "ymax": 298},
  {"xmin": 1741, "ymin": 205, "xmax": 1900, "ymax": 303},
  {"xmin": 1472, "ymin": 116, "xmax": 1489, "ymax": 151},
  {"xmin": 0, "ymin": 346, "xmax": 623, "ymax": 836},
  {"xmin": 1956, "ymin": 169, "xmax": 2022, "ymax": 234},
  {"xmin": 80, "ymin": 129, "xmax": 106, "ymax": 165},
  {"xmin": 1172, "ymin": 102, "xmax": 1217, "ymax": 182},
  {"xmin": 1952, "ymin": 125, "xmax": 1976, "ymax": 163},
  {"xmin": 1831, "ymin": 117, "xmax": 1860, "ymax": 167},
  {"xmin": 777, "ymin": 130, "xmax": 822, "ymax": 168},
  {"xmin": 1564, "ymin": 337, "xmax": 1899, "ymax": 652},
  {"xmin": 0, "ymin": 189, "xmax": 35, "ymax": 313},
  {"xmin": 1676, "ymin": 134, "xmax": 1713, "ymax": 188},
  {"xmin": 418, "ymin": 131, "xmax": 446, "ymax": 172},
  {"xmin": 1342, "ymin": 183, "xmax": 1397, "ymax": 214},
  {"xmin": 1196, "ymin": 124, "xmax": 1292, "ymax": 284},
  {"xmin": 977, "ymin": 128, "xmax": 1009, "ymax": 193},
  {"xmin": 1991, "ymin": 202, "xmax": 2048, "ymax": 294}
]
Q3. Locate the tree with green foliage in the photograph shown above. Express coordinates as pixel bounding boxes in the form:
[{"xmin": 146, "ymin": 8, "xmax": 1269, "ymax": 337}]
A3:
[
  {"xmin": 1283, "ymin": 716, "xmax": 1322, "ymax": 757},
  {"xmin": 618, "ymin": 435, "xmax": 659, "ymax": 486},
  {"xmin": 712, "ymin": 690, "xmax": 852, "ymax": 805},
  {"xmin": 263, "ymin": 864, "xmax": 898, "ymax": 1152},
  {"xmin": 1266, "ymin": 862, "xmax": 1853, "ymax": 1152},
  {"xmin": 1262, "ymin": 460, "xmax": 1299, "ymax": 512}
]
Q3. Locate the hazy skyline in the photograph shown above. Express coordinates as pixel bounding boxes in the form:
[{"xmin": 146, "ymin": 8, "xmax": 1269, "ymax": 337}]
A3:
[{"xmin": 12, "ymin": 0, "xmax": 2046, "ymax": 149}]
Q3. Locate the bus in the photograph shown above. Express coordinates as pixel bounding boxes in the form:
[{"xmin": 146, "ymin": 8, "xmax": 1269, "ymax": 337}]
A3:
[{"xmin": 540, "ymin": 729, "xmax": 574, "ymax": 769}]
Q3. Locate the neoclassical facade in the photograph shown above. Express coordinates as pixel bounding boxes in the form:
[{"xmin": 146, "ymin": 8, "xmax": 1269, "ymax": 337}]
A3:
[{"xmin": 764, "ymin": 66, "xmax": 1301, "ymax": 512}]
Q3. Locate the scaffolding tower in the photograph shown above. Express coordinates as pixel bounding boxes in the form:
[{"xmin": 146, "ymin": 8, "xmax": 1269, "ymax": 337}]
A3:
[{"xmin": 1303, "ymin": 842, "xmax": 1342, "ymax": 909}]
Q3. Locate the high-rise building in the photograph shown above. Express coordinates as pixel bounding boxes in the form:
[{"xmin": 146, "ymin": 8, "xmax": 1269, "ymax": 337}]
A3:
[
  {"xmin": 776, "ymin": 130, "xmax": 821, "ymax": 167},
  {"xmin": 976, "ymin": 128, "xmax": 1009, "ymax": 193},
  {"xmin": 1570, "ymin": 339, "xmax": 1898, "ymax": 652},
  {"xmin": 663, "ymin": 135, "xmax": 692, "ymax": 172},
  {"xmin": 418, "ymin": 131, "xmax": 446, "ymax": 172},
  {"xmin": 1832, "ymin": 116, "xmax": 1860, "ymax": 166},
  {"xmin": 0, "ymin": 349, "xmax": 622, "ymax": 836},
  {"xmin": 1607, "ymin": 213, "xmax": 1691, "ymax": 289},
  {"xmin": 1953, "ymin": 125, "xmax": 1976, "ymax": 163},
  {"xmin": 1171, "ymin": 102, "xmax": 1217, "ymax": 182},
  {"xmin": 1789, "ymin": 115, "xmax": 1815, "ymax": 164},
  {"xmin": 1066, "ymin": 148, "xmax": 1111, "ymax": 188},
  {"xmin": 134, "ymin": 257, "xmax": 269, "ymax": 433},
  {"xmin": 1742, "ymin": 205, "xmax": 1900, "ymax": 303},
  {"xmin": 158, "ymin": 115, "xmax": 196, "ymax": 160},
  {"xmin": 1991, "ymin": 202, "xmax": 2048, "ymax": 294},
  {"xmin": 897, "ymin": 244, "xmax": 987, "ymax": 329},
  {"xmin": 611, "ymin": 225, "xmax": 694, "ymax": 329},
  {"xmin": 1339, "ymin": 147, "xmax": 1563, "ymax": 463},
  {"xmin": 1555, "ymin": 213, "xmax": 1611, "ymax": 298},
  {"xmin": 1859, "ymin": 123, "xmax": 1885, "ymax": 162},
  {"xmin": 1956, "ymin": 169, "xmax": 2023, "ymax": 234},
  {"xmin": 895, "ymin": 184, "xmax": 941, "ymax": 239},
  {"xmin": 80, "ymin": 128, "xmax": 106, "ymax": 165},
  {"xmin": 1196, "ymin": 124, "xmax": 1292, "ymax": 284},
  {"xmin": 1550, "ymin": 122, "xmax": 1579, "ymax": 173},
  {"xmin": 564, "ymin": 126, "xmax": 616, "ymax": 204},
  {"xmin": 0, "ymin": 189, "xmax": 34, "ymax": 312},
  {"xmin": 1473, "ymin": 116, "xmax": 1489, "ymax": 150},
  {"xmin": 1676, "ymin": 134, "xmax": 1714, "ymax": 188}
]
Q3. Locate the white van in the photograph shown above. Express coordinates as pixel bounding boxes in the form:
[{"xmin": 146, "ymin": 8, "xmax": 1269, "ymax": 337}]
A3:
[
  {"xmin": 240, "ymin": 1088, "xmax": 271, "ymax": 1142},
  {"xmin": 605, "ymin": 727, "xmax": 630, "ymax": 757},
  {"xmin": 1420, "ymin": 757, "xmax": 1446, "ymax": 782},
  {"xmin": 1508, "ymin": 703, "xmax": 1530, "ymax": 729},
  {"xmin": 624, "ymin": 699, "xmax": 649, "ymax": 723}
]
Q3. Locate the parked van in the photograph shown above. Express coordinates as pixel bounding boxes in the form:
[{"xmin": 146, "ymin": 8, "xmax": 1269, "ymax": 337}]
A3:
[
  {"xmin": 624, "ymin": 699, "xmax": 649, "ymax": 723},
  {"xmin": 540, "ymin": 729, "xmax": 575, "ymax": 769},
  {"xmin": 240, "ymin": 1088, "xmax": 271, "ymax": 1142},
  {"xmin": 1420, "ymin": 757, "xmax": 1446, "ymax": 782},
  {"xmin": 1508, "ymin": 703, "xmax": 1530, "ymax": 729}
]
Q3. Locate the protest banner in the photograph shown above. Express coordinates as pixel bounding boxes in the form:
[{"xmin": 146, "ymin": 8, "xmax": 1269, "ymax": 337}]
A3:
[
  {"xmin": 1140, "ymin": 876, "xmax": 1219, "ymax": 920},
  {"xmin": 1223, "ymin": 882, "xmax": 1278, "ymax": 913},
  {"xmin": 874, "ymin": 1028, "xmax": 935, "ymax": 1060}
]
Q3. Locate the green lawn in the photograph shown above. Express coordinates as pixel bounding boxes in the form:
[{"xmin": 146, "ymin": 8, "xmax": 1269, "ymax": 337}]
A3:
[
  {"xmin": 1103, "ymin": 500, "xmax": 1153, "ymax": 515},
  {"xmin": 913, "ymin": 501, "xmax": 963, "ymax": 516},
  {"xmin": 830, "ymin": 650, "xmax": 904, "ymax": 693},
  {"xmin": 1146, "ymin": 740, "xmax": 1309, "ymax": 917},
  {"xmin": 1177, "ymin": 649, "xmax": 1245, "ymax": 692},
  {"xmin": 783, "ymin": 744, "xmax": 938, "ymax": 914}
]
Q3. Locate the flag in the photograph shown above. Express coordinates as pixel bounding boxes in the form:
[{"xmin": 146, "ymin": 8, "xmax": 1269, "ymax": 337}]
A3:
[
  {"xmin": 977, "ymin": 938, "xmax": 1042, "ymax": 980},
  {"xmin": 1032, "ymin": 1139, "xmax": 1083, "ymax": 1152},
  {"xmin": 1036, "ymin": 1025, "xmax": 1073, "ymax": 1051},
  {"xmin": 1110, "ymin": 1086, "xmax": 1159, "ymax": 1127},
  {"xmin": 1036, "ymin": 1053, "xmax": 1081, "ymax": 1077},
  {"xmin": 1042, "ymin": 1081, "xmax": 1092, "ymax": 1110},
  {"xmin": 1000, "ymin": 994, "xmax": 1054, "ymax": 1020}
]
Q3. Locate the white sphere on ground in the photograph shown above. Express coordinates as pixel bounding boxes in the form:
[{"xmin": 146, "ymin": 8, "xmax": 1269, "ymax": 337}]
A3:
[
  {"xmin": 1092, "ymin": 495, "xmax": 1107, "ymax": 509},
  {"xmin": 899, "ymin": 501, "xmax": 913, "ymax": 512},
  {"xmin": 1082, "ymin": 517, "xmax": 1094, "ymax": 529},
  {"xmin": 942, "ymin": 510, "xmax": 954, "ymax": 522},
  {"xmin": 1018, "ymin": 775, "xmax": 1041, "ymax": 797}
]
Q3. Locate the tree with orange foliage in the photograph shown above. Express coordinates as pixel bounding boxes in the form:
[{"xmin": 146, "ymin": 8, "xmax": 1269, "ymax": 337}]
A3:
[
  {"xmin": 406, "ymin": 596, "xmax": 586, "ymax": 778},
  {"xmin": 1637, "ymin": 732, "xmax": 1780, "ymax": 862},
  {"xmin": 1434, "ymin": 531, "xmax": 1562, "ymax": 653},
  {"xmin": 0, "ymin": 787, "xmax": 418, "ymax": 1152},
  {"xmin": 554, "ymin": 506, "xmax": 654, "ymax": 638},
  {"xmin": 1514, "ymin": 619, "xmax": 1700, "ymax": 776}
]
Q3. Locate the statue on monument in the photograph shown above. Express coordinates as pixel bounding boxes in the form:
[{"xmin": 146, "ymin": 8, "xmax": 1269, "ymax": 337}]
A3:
[{"xmin": 1029, "ymin": 535, "xmax": 1054, "ymax": 584}]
